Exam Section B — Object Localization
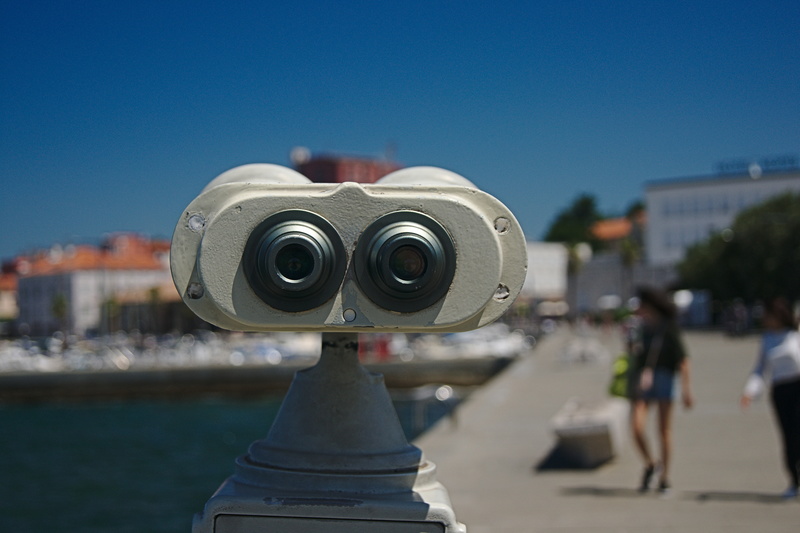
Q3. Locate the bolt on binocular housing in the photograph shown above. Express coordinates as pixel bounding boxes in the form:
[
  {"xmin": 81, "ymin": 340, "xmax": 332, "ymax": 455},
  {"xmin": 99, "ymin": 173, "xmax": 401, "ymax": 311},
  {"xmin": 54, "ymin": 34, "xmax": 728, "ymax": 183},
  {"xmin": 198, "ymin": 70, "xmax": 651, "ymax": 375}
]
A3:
[{"xmin": 170, "ymin": 164, "xmax": 527, "ymax": 332}]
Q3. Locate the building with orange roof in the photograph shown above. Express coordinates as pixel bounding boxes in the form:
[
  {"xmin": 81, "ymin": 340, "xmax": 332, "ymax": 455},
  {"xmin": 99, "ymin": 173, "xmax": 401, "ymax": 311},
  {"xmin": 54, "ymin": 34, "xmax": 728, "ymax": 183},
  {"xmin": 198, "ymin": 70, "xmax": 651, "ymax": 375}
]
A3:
[
  {"xmin": 591, "ymin": 217, "xmax": 633, "ymax": 242},
  {"xmin": 590, "ymin": 210, "xmax": 646, "ymax": 250},
  {"xmin": 0, "ymin": 271, "xmax": 17, "ymax": 321},
  {"xmin": 16, "ymin": 234, "xmax": 173, "ymax": 336}
]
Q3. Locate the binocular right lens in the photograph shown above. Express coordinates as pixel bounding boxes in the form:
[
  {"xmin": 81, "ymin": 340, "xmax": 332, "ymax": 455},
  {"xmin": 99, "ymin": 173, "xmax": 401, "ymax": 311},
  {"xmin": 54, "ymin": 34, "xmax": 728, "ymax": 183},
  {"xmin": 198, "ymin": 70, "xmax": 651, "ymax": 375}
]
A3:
[
  {"xmin": 243, "ymin": 211, "xmax": 345, "ymax": 312},
  {"xmin": 389, "ymin": 245, "xmax": 427, "ymax": 281},
  {"xmin": 355, "ymin": 211, "xmax": 456, "ymax": 313},
  {"xmin": 275, "ymin": 243, "xmax": 316, "ymax": 281}
]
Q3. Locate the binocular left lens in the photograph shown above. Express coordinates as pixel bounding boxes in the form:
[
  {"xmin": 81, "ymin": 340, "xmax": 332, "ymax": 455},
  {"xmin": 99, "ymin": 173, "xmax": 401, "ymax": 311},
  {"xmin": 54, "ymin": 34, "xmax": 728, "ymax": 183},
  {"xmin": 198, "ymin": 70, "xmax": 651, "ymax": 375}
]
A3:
[{"xmin": 243, "ymin": 211, "xmax": 346, "ymax": 312}]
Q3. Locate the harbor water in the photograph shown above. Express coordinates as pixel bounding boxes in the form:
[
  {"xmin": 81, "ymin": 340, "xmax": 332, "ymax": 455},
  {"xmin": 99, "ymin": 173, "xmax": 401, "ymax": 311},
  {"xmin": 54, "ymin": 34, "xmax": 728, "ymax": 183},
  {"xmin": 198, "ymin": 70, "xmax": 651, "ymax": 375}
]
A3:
[{"xmin": 0, "ymin": 393, "xmax": 458, "ymax": 533}]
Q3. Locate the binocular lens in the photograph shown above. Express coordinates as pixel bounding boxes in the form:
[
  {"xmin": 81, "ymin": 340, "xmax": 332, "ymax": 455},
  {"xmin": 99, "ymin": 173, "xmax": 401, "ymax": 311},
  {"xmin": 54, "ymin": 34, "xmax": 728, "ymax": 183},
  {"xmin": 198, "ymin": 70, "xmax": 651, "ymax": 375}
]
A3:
[
  {"xmin": 244, "ymin": 211, "xmax": 345, "ymax": 312},
  {"xmin": 274, "ymin": 242, "xmax": 316, "ymax": 282},
  {"xmin": 356, "ymin": 211, "xmax": 456, "ymax": 313},
  {"xmin": 389, "ymin": 245, "xmax": 427, "ymax": 281},
  {"xmin": 245, "ymin": 210, "xmax": 454, "ymax": 314}
]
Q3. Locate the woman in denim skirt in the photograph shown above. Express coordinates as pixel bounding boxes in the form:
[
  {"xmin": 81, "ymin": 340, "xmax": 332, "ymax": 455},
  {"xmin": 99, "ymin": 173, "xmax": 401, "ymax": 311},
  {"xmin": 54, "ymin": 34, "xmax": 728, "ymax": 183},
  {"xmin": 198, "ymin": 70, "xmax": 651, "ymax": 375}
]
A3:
[{"xmin": 628, "ymin": 286, "xmax": 694, "ymax": 493}]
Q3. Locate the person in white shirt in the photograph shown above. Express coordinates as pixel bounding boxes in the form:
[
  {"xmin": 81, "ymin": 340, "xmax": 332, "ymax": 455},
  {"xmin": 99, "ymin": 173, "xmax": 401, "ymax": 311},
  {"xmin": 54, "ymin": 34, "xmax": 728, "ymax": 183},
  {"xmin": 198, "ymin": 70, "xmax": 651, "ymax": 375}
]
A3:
[{"xmin": 741, "ymin": 297, "xmax": 800, "ymax": 499}]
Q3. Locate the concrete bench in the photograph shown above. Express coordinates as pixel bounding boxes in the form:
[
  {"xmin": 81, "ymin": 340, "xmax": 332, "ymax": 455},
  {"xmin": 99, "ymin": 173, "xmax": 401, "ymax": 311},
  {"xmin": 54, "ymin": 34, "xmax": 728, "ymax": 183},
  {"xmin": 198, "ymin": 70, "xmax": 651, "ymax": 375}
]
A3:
[{"xmin": 550, "ymin": 397, "xmax": 629, "ymax": 468}]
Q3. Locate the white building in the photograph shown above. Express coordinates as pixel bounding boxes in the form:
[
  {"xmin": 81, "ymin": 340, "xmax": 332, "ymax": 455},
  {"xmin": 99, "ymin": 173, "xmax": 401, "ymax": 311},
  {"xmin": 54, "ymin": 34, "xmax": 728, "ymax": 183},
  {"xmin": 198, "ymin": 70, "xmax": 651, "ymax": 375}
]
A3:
[
  {"xmin": 520, "ymin": 242, "xmax": 568, "ymax": 300},
  {"xmin": 645, "ymin": 169, "xmax": 800, "ymax": 266},
  {"xmin": 16, "ymin": 235, "xmax": 173, "ymax": 336},
  {"xmin": 0, "ymin": 273, "xmax": 16, "ymax": 321}
]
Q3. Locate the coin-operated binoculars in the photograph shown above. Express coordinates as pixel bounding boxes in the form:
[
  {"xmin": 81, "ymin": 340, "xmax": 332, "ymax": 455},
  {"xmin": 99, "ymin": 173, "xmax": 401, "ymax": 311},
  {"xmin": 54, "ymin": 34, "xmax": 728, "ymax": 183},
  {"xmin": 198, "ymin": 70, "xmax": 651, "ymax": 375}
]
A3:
[{"xmin": 171, "ymin": 163, "xmax": 527, "ymax": 532}]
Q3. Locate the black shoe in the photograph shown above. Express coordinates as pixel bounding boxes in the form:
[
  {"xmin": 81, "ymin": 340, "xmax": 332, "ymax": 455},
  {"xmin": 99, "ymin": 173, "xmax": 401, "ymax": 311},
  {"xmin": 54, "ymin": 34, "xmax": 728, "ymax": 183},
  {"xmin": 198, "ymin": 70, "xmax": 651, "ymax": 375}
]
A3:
[
  {"xmin": 639, "ymin": 465, "xmax": 655, "ymax": 492},
  {"xmin": 657, "ymin": 480, "xmax": 671, "ymax": 494}
]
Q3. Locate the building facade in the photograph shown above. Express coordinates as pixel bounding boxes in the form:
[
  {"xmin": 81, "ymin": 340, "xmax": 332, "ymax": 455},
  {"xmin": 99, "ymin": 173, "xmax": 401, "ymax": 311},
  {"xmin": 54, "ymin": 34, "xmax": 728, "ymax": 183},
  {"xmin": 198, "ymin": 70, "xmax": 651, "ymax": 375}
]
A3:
[
  {"xmin": 520, "ymin": 242, "xmax": 568, "ymax": 301},
  {"xmin": 295, "ymin": 155, "xmax": 402, "ymax": 184},
  {"xmin": 16, "ymin": 235, "xmax": 174, "ymax": 337},
  {"xmin": 572, "ymin": 252, "xmax": 676, "ymax": 313},
  {"xmin": 0, "ymin": 272, "xmax": 17, "ymax": 321},
  {"xmin": 645, "ymin": 169, "xmax": 800, "ymax": 266}
]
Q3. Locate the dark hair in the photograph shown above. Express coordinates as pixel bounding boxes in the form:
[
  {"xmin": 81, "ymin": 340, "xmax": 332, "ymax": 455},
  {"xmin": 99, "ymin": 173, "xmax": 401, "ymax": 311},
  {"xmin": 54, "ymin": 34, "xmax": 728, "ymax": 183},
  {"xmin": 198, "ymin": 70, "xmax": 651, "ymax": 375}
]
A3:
[
  {"xmin": 636, "ymin": 286, "xmax": 677, "ymax": 321},
  {"xmin": 764, "ymin": 297, "xmax": 796, "ymax": 329}
]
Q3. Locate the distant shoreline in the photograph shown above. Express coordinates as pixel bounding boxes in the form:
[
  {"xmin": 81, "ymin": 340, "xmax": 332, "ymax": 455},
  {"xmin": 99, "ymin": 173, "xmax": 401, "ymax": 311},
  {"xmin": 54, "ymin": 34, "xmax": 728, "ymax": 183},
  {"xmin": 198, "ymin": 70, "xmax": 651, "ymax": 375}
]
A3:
[{"xmin": 0, "ymin": 356, "xmax": 515, "ymax": 404}]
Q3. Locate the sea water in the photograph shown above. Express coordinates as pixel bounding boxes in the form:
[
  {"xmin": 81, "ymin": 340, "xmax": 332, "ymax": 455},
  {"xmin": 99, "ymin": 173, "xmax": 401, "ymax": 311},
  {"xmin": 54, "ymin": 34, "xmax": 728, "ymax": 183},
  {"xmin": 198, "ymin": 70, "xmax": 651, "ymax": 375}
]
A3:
[{"xmin": 0, "ymin": 395, "xmax": 455, "ymax": 533}]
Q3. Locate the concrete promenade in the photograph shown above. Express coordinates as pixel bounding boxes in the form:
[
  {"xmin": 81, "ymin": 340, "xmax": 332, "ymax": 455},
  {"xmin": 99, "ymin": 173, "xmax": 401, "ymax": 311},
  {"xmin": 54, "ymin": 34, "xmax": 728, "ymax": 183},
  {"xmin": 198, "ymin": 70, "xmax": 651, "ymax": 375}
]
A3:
[{"xmin": 415, "ymin": 326, "xmax": 799, "ymax": 532}]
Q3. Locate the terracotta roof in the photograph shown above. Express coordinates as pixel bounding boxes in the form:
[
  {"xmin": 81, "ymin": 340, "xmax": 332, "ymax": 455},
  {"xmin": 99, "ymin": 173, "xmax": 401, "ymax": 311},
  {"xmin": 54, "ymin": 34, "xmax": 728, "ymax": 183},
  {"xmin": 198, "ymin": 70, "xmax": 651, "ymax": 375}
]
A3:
[
  {"xmin": 19, "ymin": 234, "xmax": 170, "ymax": 277},
  {"xmin": 0, "ymin": 272, "xmax": 16, "ymax": 292},
  {"xmin": 591, "ymin": 212, "xmax": 646, "ymax": 241},
  {"xmin": 591, "ymin": 217, "xmax": 633, "ymax": 241}
]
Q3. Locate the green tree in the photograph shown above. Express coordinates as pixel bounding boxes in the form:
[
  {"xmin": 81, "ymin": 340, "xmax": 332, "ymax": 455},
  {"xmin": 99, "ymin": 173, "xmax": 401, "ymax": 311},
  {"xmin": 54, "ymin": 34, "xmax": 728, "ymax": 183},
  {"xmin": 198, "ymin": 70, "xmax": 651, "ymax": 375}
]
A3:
[
  {"xmin": 678, "ymin": 192, "xmax": 800, "ymax": 302},
  {"xmin": 102, "ymin": 297, "xmax": 121, "ymax": 334},
  {"xmin": 51, "ymin": 293, "xmax": 68, "ymax": 333},
  {"xmin": 543, "ymin": 193, "xmax": 604, "ymax": 250},
  {"xmin": 625, "ymin": 200, "xmax": 645, "ymax": 219}
]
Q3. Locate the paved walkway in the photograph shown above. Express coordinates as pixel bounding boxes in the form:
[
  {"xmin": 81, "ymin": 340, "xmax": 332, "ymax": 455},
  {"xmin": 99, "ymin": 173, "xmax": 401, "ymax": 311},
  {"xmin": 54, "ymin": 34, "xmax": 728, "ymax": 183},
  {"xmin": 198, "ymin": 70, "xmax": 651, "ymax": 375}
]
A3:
[{"xmin": 415, "ymin": 326, "xmax": 799, "ymax": 532}]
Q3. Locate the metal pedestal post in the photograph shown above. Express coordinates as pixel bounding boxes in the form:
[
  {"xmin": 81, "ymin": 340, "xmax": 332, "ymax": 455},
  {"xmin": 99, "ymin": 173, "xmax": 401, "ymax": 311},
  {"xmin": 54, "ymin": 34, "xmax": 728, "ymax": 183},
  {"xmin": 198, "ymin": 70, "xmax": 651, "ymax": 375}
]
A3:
[{"xmin": 193, "ymin": 333, "xmax": 465, "ymax": 533}]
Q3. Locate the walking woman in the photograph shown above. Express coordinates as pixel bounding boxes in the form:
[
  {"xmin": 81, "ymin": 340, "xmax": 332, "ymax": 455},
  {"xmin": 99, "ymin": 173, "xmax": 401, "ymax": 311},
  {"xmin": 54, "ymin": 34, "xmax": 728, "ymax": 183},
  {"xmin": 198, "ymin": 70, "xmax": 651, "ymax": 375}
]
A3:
[
  {"xmin": 628, "ymin": 286, "xmax": 694, "ymax": 493},
  {"xmin": 741, "ymin": 297, "xmax": 800, "ymax": 499}
]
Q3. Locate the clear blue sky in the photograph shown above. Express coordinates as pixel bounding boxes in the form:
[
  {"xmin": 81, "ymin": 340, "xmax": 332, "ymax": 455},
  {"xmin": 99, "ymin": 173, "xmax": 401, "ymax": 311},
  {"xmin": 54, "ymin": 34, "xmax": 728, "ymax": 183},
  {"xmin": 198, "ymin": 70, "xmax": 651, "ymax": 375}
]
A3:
[{"xmin": 1, "ymin": 1, "xmax": 798, "ymax": 260}]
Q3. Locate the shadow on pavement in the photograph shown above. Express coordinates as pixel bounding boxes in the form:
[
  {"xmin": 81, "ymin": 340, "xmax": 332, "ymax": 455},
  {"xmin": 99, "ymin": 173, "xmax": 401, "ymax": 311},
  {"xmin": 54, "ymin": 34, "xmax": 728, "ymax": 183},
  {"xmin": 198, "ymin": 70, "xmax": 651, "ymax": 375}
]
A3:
[
  {"xmin": 560, "ymin": 486, "xmax": 645, "ymax": 498},
  {"xmin": 560, "ymin": 486, "xmax": 792, "ymax": 504},
  {"xmin": 534, "ymin": 446, "xmax": 612, "ymax": 471},
  {"xmin": 687, "ymin": 490, "xmax": 790, "ymax": 504}
]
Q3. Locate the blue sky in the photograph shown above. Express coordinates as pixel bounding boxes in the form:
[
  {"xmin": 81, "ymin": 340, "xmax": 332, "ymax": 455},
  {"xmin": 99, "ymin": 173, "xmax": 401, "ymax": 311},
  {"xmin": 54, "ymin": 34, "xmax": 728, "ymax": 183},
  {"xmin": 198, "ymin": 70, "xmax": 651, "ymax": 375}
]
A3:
[{"xmin": 1, "ymin": 1, "xmax": 798, "ymax": 260}]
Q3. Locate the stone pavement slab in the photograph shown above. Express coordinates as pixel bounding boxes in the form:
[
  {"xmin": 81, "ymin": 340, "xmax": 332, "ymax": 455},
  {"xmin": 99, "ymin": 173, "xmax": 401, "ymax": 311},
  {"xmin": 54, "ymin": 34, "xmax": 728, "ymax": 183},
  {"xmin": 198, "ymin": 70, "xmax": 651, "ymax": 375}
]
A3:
[{"xmin": 415, "ymin": 327, "xmax": 799, "ymax": 532}]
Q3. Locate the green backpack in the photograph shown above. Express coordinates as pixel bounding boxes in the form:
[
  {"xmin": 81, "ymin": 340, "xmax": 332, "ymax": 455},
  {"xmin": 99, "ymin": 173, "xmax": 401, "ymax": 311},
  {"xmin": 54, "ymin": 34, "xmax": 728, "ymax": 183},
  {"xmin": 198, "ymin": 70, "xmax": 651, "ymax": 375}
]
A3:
[{"xmin": 608, "ymin": 353, "xmax": 630, "ymax": 398}]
